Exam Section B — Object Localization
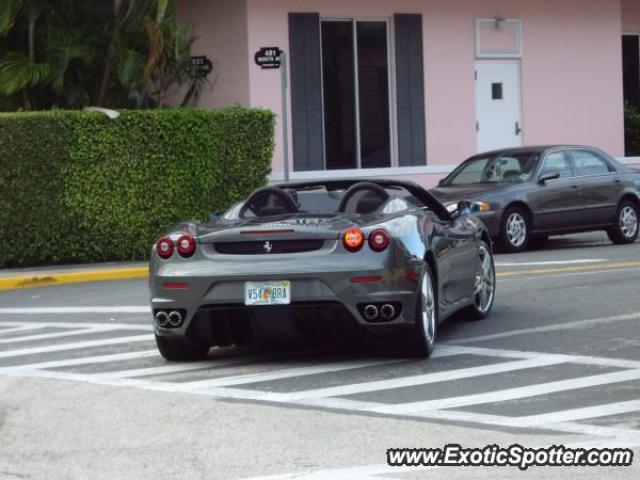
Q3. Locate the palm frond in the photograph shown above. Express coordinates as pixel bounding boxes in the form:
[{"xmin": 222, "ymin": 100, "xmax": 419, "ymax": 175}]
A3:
[
  {"xmin": 0, "ymin": 0, "xmax": 22, "ymax": 36},
  {"xmin": 155, "ymin": 0, "xmax": 168, "ymax": 25},
  {"xmin": 0, "ymin": 52, "xmax": 50, "ymax": 95},
  {"xmin": 47, "ymin": 27, "xmax": 95, "ymax": 90},
  {"xmin": 116, "ymin": 47, "xmax": 145, "ymax": 88}
]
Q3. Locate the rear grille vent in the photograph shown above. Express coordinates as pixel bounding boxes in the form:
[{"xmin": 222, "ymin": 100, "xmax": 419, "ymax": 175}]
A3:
[{"xmin": 213, "ymin": 240, "xmax": 325, "ymax": 255}]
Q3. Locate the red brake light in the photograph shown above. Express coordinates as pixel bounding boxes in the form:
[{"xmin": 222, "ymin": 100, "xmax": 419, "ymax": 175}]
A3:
[
  {"xmin": 369, "ymin": 229, "xmax": 390, "ymax": 252},
  {"xmin": 343, "ymin": 228, "xmax": 365, "ymax": 252},
  {"xmin": 176, "ymin": 235, "xmax": 196, "ymax": 258},
  {"xmin": 156, "ymin": 237, "xmax": 174, "ymax": 259}
]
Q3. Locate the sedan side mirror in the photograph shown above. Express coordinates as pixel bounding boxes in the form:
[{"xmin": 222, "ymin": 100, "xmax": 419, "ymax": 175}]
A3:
[
  {"xmin": 538, "ymin": 171, "xmax": 560, "ymax": 184},
  {"xmin": 437, "ymin": 178, "xmax": 446, "ymax": 187},
  {"xmin": 208, "ymin": 211, "xmax": 222, "ymax": 223}
]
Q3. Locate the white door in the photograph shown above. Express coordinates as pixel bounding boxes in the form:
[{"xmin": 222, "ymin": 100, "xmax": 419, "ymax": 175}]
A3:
[{"xmin": 475, "ymin": 60, "xmax": 523, "ymax": 152}]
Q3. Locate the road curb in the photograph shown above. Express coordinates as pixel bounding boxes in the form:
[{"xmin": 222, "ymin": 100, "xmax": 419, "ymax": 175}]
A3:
[{"xmin": 0, "ymin": 267, "xmax": 149, "ymax": 291}]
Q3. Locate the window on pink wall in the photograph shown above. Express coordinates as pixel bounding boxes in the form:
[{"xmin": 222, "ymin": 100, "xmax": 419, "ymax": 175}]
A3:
[
  {"xmin": 321, "ymin": 19, "xmax": 392, "ymax": 170},
  {"xmin": 623, "ymin": 34, "xmax": 640, "ymax": 108}
]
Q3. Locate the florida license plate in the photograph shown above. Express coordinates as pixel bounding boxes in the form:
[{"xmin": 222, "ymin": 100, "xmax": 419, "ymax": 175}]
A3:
[{"xmin": 244, "ymin": 281, "xmax": 291, "ymax": 306}]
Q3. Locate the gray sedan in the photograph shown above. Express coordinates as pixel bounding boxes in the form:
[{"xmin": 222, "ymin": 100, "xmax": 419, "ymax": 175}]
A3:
[{"xmin": 431, "ymin": 146, "xmax": 640, "ymax": 252}]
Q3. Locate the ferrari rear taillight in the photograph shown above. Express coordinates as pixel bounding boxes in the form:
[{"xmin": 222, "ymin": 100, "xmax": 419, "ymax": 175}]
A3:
[
  {"xmin": 369, "ymin": 229, "xmax": 390, "ymax": 252},
  {"xmin": 156, "ymin": 237, "xmax": 174, "ymax": 259},
  {"xmin": 177, "ymin": 235, "xmax": 196, "ymax": 258},
  {"xmin": 343, "ymin": 228, "xmax": 365, "ymax": 252}
]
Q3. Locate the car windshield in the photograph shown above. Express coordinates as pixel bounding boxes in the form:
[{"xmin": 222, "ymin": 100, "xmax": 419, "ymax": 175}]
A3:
[
  {"xmin": 444, "ymin": 153, "xmax": 540, "ymax": 185},
  {"xmin": 223, "ymin": 184, "xmax": 431, "ymax": 219}
]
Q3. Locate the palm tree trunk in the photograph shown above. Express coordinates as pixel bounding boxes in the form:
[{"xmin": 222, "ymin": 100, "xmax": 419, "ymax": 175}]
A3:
[
  {"xmin": 96, "ymin": 0, "xmax": 124, "ymax": 106},
  {"xmin": 25, "ymin": 9, "xmax": 37, "ymax": 109}
]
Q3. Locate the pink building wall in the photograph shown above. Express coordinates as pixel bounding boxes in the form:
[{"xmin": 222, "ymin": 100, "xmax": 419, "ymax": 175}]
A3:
[
  {"xmin": 179, "ymin": 0, "xmax": 630, "ymax": 186},
  {"xmin": 622, "ymin": 0, "xmax": 640, "ymax": 31},
  {"xmin": 176, "ymin": 0, "xmax": 250, "ymax": 108},
  {"xmin": 244, "ymin": 0, "xmax": 625, "ymax": 186}
]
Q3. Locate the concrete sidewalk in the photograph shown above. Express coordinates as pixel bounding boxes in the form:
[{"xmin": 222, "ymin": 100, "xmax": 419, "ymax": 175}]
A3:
[{"xmin": 0, "ymin": 261, "xmax": 148, "ymax": 291}]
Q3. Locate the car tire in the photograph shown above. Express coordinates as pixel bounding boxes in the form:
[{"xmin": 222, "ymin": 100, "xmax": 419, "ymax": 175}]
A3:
[
  {"xmin": 499, "ymin": 206, "xmax": 530, "ymax": 253},
  {"xmin": 464, "ymin": 242, "xmax": 496, "ymax": 321},
  {"xmin": 607, "ymin": 200, "xmax": 639, "ymax": 245},
  {"xmin": 155, "ymin": 334, "xmax": 209, "ymax": 361},
  {"xmin": 407, "ymin": 265, "xmax": 438, "ymax": 359}
]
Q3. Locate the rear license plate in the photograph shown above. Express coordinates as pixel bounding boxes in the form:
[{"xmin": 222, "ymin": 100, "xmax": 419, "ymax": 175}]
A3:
[{"xmin": 244, "ymin": 281, "xmax": 291, "ymax": 306}]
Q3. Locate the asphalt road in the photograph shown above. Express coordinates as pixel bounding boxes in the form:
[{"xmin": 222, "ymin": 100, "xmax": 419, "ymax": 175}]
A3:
[{"xmin": 1, "ymin": 232, "xmax": 639, "ymax": 479}]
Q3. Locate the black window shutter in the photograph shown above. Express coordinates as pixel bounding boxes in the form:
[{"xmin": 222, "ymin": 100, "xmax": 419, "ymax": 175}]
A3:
[
  {"xmin": 394, "ymin": 14, "xmax": 426, "ymax": 166},
  {"xmin": 288, "ymin": 13, "xmax": 324, "ymax": 172}
]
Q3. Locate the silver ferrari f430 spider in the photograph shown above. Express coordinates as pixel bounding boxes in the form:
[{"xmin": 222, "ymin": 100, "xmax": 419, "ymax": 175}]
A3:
[{"xmin": 149, "ymin": 180, "xmax": 495, "ymax": 360}]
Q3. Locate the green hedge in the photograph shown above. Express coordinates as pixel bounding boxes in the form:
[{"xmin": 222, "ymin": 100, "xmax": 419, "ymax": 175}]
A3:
[
  {"xmin": 625, "ymin": 104, "xmax": 640, "ymax": 157},
  {"xmin": 0, "ymin": 108, "xmax": 275, "ymax": 267}
]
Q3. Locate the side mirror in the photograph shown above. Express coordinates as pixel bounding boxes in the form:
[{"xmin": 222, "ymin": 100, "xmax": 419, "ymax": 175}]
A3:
[
  {"xmin": 437, "ymin": 178, "xmax": 446, "ymax": 187},
  {"xmin": 450, "ymin": 200, "xmax": 474, "ymax": 219},
  {"xmin": 538, "ymin": 171, "xmax": 560, "ymax": 184},
  {"xmin": 208, "ymin": 211, "xmax": 222, "ymax": 223}
]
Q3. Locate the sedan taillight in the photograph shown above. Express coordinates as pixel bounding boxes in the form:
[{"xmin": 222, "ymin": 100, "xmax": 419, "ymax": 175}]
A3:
[
  {"xmin": 369, "ymin": 229, "xmax": 390, "ymax": 252},
  {"xmin": 156, "ymin": 237, "xmax": 174, "ymax": 259},
  {"xmin": 176, "ymin": 235, "xmax": 196, "ymax": 258}
]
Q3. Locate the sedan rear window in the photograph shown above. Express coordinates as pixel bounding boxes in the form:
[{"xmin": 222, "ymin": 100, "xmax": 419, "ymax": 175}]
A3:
[{"xmin": 572, "ymin": 150, "xmax": 612, "ymax": 176}]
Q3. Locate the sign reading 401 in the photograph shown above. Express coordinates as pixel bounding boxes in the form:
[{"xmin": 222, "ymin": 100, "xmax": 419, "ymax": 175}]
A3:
[{"xmin": 254, "ymin": 47, "xmax": 282, "ymax": 69}]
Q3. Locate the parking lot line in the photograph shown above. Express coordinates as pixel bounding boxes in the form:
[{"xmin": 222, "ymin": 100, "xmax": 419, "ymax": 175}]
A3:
[
  {"xmin": 281, "ymin": 355, "xmax": 567, "ymax": 401},
  {"xmin": 372, "ymin": 368, "xmax": 640, "ymax": 415},
  {"xmin": 0, "ymin": 334, "xmax": 153, "ymax": 359}
]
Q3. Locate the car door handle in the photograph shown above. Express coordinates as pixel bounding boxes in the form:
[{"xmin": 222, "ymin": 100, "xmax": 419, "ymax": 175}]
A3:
[
  {"xmin": 515, "ymin": 122, "xmax": 522, "ymax": 135},
  {"xmin": 614, "ymin": 178, "xmax": 621, "ymax": 184},
  {"xmin": 571, "ymin": 184, "xmax": 579, "ymax": 189}
]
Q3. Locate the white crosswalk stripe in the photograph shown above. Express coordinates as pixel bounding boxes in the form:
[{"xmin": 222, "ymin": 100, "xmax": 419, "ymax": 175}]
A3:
[
  {"xmin": 0, "ymin": 324, "xmax": 48, "ymax": 335},
  {"xmin": 280, "ymin": 355, "xmax": 568, "ymax": 401},
  {"xmin": 2, "ymin": 349, "xmax": 160, "ymax": 371},
  {"xmin": 370, "ymin": 368, "xmax": 640, "ymax": 415},
  {"xmin": 174, "ymin": 359, "xmax": 408, "ymax": 391},
  {"xmin": 0, "ymin": 327, "xmax": 108, "ymax": 345},
  {"xmin": 1, "ymin": 319, "xmax": 640, "ymax": 448},
  {"xmin": 0, "ymin": 334, "xmax": 153, "ymax": 359}
]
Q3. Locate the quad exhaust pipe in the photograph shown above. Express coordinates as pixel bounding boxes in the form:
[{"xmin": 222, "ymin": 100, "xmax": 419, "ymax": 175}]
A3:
[
  {"xmin": 363, "ymin": 304, "xmax": 379, "ymax": 321},
  {"xmin": 168, "ymin": 311, "xmax": 183, "ymax": 327},
  {"xmin": 155, "ymin": 311, "xmax": 169, "ymax": 328},
  {"xmin": 361, "ymin": 303, "xmax": 398, "ymax": 322},
  {"xmin": 380, "ymin": 304, "xmax": 395, "ymax": 320},
  {"xmin": 155, "ymin": 310, "xmax": 183, "ymax": 328}
]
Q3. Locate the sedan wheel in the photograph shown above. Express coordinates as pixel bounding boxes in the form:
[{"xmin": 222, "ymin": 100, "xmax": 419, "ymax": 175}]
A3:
[
  {"xmin": 608, "ymin": 200, "xmax": 640, "ymax": 245},
  {"xmin": 407, "ymin": 266, "xmax": 438, "ymax": 358},
  {"xmin": 621, "ymin": 207, "xmax": 638, "ymax": 237},
  {"xmin": 499, "ymin": 207, "xmax": 530, "ymax": 252},
  {"xmin": 467, "ymin": 242, "xmax": 496, "ymax": 320}
]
